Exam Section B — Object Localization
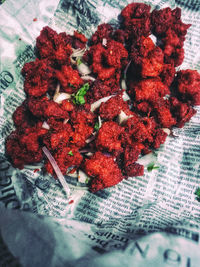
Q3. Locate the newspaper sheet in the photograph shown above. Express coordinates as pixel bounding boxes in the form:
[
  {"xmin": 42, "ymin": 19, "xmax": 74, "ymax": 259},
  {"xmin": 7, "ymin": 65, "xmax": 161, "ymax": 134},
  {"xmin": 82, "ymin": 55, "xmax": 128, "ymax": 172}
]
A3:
[{"xmin": 0, "ymin": 0, "xmax": 200, "ymax": 266}]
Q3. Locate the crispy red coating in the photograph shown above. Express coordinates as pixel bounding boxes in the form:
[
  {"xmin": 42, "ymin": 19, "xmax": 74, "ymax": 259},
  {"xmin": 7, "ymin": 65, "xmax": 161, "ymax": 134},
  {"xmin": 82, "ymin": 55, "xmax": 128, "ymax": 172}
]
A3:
[
  {"xmin": 43, "ymin": 123, "xmax": 72, "ymax": 151},
  {"xmin": 128, "ymin": 78, "xmax": 170, "ymax": 102},
  {"xmin": 170, "ymin": 97, "xmax": 197, "ymax": 128},
  {"xmin": 130, "ymin": 36, "xmax": 164, "ymax": 78},
  {"xmin": 159, "ymin": 63, "xmax": 175, "ymax": 86},
  {"xmin": 151, "ymin": 128, "xmax": 168, "ymax": 149},
  {"xmin": 121, "ymin": 3, "xmax": 151, "ymax": 38},
  {"xmin": 13, "ymin": 100, "xmax": 36, "ymax": 129},
  {"xmin": 91, "ymin": 23, "xmax": 113, "ymax": 44},
  {"xmin": 151, "ymin": 7, "xmax": 190, "ymax": 67},
  {"xmin": 174, "ymin": 69, "xmax": 200, "ymax": 105},
  {"xmin": 124, "ymin": 116, "xmax": 156, "ymax": 144},
  {"xmin": 45, "ymin": 147, "xmax": 83, "ymax": 176},
  {"xmin": 22, "ymin": 58, "xmax": 55, "ymax": 97},
  {"xmin": 6, "ymin": 123, "xmax": 47, "ymax": 169},
  {"xmin": 86, "ymin": 80, "xmax": 118, "ymax": 103},
  {"xmin": 152, "ymin": 99, "xmax": 177, "ymax": 128},
  {"xmin": 84, "ymin": 152, "xmax": 123, "ymax": 192},
  {"xmin": 124, "ymin": 163, "xmax": 144, "ymax": 177},
  {"xmin": 56, "ymin": 65, "xmax": 84, "ymax": 93},
  {"xmin": 36, "ymin": 26, "xmax": 72, "ymax": 65},
  {"xmin": 124, "ymin": 144, "xmax": 143, "ymax": 167},
  {"xmin": 96, "ymin": 121, "xmax": 124, "ymax": 155},
  {"xmin": 99, "ymin": 93, "xmax": 131, "ymax": 120},
  {"xmin": 151, "ymin": 7, "xmax": 191, "ymax": 37},
  {"xmin": 86, "ymin": 39, "xmax": 127, "ymax": 83},
  {"xmin": 28, "ymin": 98, "xmax": 68, "ymax": 119}
]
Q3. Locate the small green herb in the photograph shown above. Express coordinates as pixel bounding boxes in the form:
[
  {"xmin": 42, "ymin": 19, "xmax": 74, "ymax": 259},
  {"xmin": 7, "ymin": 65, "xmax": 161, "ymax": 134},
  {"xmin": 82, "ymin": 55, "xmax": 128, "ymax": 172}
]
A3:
[
  {"xmin": 147, "ymin": 162, "xmax": 159, "ymax": 172},
  {"xmin": 94, "ymin": 122, "xmax": 100, "ymax": 131},
  {"xmin": 68, "ymin": 151, "xmax": 74, "ymax": 156},
  {"xmin": 77, "ymin": 58, "xmax": 83, "ymax": 66},
  {"xmin": 72, "ymin": 83, "xmax": 90, "ymax": 105},
  {"xmin": 195, "ymin": 187, "xmax": 200, "ymax": 202},
  {"xmin": 85, "ymin": 177, "xmax": 90, "ymax": 184}
]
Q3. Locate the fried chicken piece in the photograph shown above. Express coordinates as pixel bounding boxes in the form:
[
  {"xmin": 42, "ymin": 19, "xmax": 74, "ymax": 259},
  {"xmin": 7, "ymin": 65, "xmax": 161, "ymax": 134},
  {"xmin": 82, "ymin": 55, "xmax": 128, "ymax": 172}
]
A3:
[
  {"xmin": 28, "ymin": 97, "xmax": 68, "ymax": 119},
  {"xmin": 151, "ymin": 128, "xmax": 168, "ymax": 149},
  {"xmin": 73, "ymin": 31, "xmax": 88, "ymax": 49},
  {"xmin": 151, "ymin": 7, "xmax": 191, "ymax": 37},
  {"xmin": 13, "ymin": 100, "xmax": 36, "ymax": 129},
  {"xmin": 170, "ymin": 97, "xmax": 197, "ymax": 128},
  {"xmin": 96, "ymin": 121, "xmax": 124, "ymax": 155},
  {"xmin": 86, "ymin": 40, "xmax": 127, "ymax": 82},
  {"xmin": 124, "ymin": 143, "xmax": 144, "ymax": 167},
  {"xmin": 128, "ymin": 78, "xmax": 170, "ymax": 102},
  {"xmin": 36, "ymin": 26, "xmax": 72, "ymax": 65},
  {"xmin": 130, "ymin": 36, "xmax": 164, "ymax": 78},
  {"xmin": 45, "ymin": 147, "xmax": 83, "ymax": 176},
  {"xmin": 162, "ymin": 28, "xmax": 185, "ymax": 66},
  {"xmin": 56, "ymin": 65, "xmax": 84, "ymax": 93},
  {"xmin": 70, "ymin": 108, "xmax": 95, "ymax": 148},
  {"xmin": 43, "ymin": 123, "xmax": 73, "ymax": 150},
  {"xmin": 91, "ymin": 23, "xmax": 113, "ymax": 45},
  {"xmin": 124, "ymin": 163, "xmax": 144, "ymax": 177},
  {"xmin": 159, "ymin": 63, "xmax": 175, "ymax": 86},
  {"xmin": 6, "ymin": 123, "xmax": 47, "ymax": 169},
  {"xmin": 99, "ymin": 93, "xmax": 131, "ymax": 120},
  {"xmin": 86, "ymin": 80, "xmax": 116, "ymax": 103},
  {"xmin": 151, "ymin": 7, "xmax": 191, "ymax": 67},
  {"xmin": 22, "ymin": 58, "xmax": 55, "ymax": 97},
  {"xmin": 152, "ymin": 98, "xmax": 177, "ymax": 128},
  {"xmin": 173, "ymin": 69, "xmax": 200, "ymax": 105},
  {"xmin": 121, "ymin": 3, "xmax": 151, "ymax": 39},
  {"xmin": 84, "ymin": 151, "xmax": 123, "ymax": 192},
  {"xmin": 124, "ymin": 116, "xmax": 156, "ymax": 143}
]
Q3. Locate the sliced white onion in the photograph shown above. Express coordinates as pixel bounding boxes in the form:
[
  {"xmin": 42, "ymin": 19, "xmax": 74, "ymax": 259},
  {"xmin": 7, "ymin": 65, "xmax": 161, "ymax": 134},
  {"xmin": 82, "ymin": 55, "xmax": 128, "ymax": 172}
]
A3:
[
  {"xmin": 71, "ymin": 48, "xmax": 86, "ymax": 57},
  {"xmin": 63, "ymin": 118, "xmax": 69, "ymax": 124},
  {"xmin": 77, "ymin": 63, "xmax": 91, "ymax": 75},
  {"xmin": 78, "ymin": 169, "xmax": 90, "ymax": 183},
  {"xmin": 86, "ymin": 134, "xmax": 96, "ymax": 144},
  {"xmin": 42, "ymin": 146, "xmax": 70, "ymax": 197},
  {"xmin": 102, "ymin": 38, "xmax": 107, "ymax": 46},
  {"xmin": 162, "ymin": 128, "xmax": 171, "ymax": 135},
  {"xmin": 136, "ymin": 152, "xmax": 157, "ymax": 166},
  {"xmin": 24, "ymin": 163, "xmax": 43, "ymax": 170},
  {"xmin": 124, "ymin": 60, "xmax": 132, "ymax": 79},
  {"xmin": 117, "ymin": 110, "xmax": 133, "ymax": 125},
  {"xmin": 90, "ymin": 95, "xmax": 115, "ymax": 112},
  {"xmin": 53, "ymin": 92, "xmax": 71, "ymax": 104},
  {"xmin": 121, "ymin": 79, "xmax": 127, "ymax": 90},
  {"xmin": 98, "ymin": 116, "xmax": 102, "ymax": 129},
  {"xmin": 81, "ymin": 75, "xmax": 96, "ymax": 81},
  {"xmin": 149, "ymin": 34, "xmax": 157, "ymax": 44},
  {"xmin": 122, "ymin": 90, "xmax": 131, "ymax": 101},
  {"xmin": 85, "ymin": 152, "xmax": 94, "ymax": 157},
  {"xmin": 67, "ymin": 171, "xmax": 78, "ymax": 178},
  {"xmin": 42, "ymin": 121, "xmax": 50, "ymax": 130},
  {"xmin": 53, "ymin": 83, "xmax": 60, "ymax": 102}
]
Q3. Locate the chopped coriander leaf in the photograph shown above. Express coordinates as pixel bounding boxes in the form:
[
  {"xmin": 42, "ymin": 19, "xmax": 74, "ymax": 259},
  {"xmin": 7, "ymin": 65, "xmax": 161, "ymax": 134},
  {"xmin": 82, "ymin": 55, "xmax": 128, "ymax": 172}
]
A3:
[
  {"xmin": 68, "ymin": 151, "xmax": 74, "ymax": 156},
  {"xmin": 94, "ymin": 122, "xmax": 100, "ymax": 131},
  {"xmin": 85, "ymin": 177, "xmax": 90, "ymax": 184},
  {"xmin": 72, "ymin": 83, "xmax": 90, "ymax": 105},
  {"xmin": 195, "ymin": 187, "xmax": 200, "ymax": 202},
  {"xmin": 77, "ymin": 58, "xmax": 83, "ymax": 65},
  {"xmin": 147, "ymin": 162, "xmax": 159, "ymax": 172}
]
